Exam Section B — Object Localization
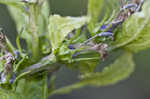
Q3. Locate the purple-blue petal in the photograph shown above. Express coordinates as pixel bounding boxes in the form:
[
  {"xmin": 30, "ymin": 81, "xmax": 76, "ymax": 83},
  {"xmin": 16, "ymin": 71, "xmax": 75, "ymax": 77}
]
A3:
[{"xmin": 68, "ymin": 44, "xmax": 76, "ymax": 50}]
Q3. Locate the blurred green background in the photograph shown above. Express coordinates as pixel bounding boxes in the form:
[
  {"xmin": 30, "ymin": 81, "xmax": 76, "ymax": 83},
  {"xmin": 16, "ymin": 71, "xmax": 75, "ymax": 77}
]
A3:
[{"xmin": 0, "ymin": 0, "xmax": 150, "ymax": 99}]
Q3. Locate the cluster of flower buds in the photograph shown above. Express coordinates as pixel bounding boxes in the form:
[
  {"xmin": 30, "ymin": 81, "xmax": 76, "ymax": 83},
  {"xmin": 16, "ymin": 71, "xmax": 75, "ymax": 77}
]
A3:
[
  {"xmin": 68, "ymin": 0, "xmax": 144, "ymax": 60},
  {"xmin": 86, "ymin": 0, "xmax": 144, "ymax": 44},
  {"xmin": 115, "ymin": 0, "xmax": 144, "ymax": 22},
  {"xmin": 0, "ymin": 52, "xmax": 15, "ymax": 83},
  {"xmin": 0, "ymin": 33, "xmax": 16, "ymax": 84},
  {"xmin": 96, "ymin": 0, "xmax": 143, "ymax": 41}
]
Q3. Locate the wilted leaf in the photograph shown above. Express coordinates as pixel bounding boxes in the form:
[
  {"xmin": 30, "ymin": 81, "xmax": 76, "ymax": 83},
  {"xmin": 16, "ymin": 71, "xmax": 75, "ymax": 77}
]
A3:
[{"xmin": 48, "ymin": 15, "xmax": 90, "ymax": 51}]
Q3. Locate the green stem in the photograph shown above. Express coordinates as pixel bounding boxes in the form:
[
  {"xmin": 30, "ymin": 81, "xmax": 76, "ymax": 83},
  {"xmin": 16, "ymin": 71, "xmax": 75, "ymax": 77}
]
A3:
[
  {"xmin": 14, "ymin": 55, "xmax": 28, "ymax": 72},
  {"xmin": 42, "ymin": 72, "xmax": 48, "ymax": 99},
  {"xmin": 29, "ymin": 4, "xmax": 40, "ymax": 61},
  {"xmin": 16, "ymin": 27, "xmax": 24, "ymax": 53},
  {"xmin": 6, "ymin": 37, "xmax": 16, "ymax": 53}
]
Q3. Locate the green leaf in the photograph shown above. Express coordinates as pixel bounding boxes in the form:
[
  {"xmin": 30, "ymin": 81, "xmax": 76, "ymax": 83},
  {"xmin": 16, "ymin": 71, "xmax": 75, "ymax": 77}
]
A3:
[
  {"xmin": 10, "ymin": 75, "xmax": 48, "ymax": 99},
  {"xmin": 15, "ymin": 79, "xmax": 44, "ymax": 99},
  {"xmin": 125, "ymin": 20, "xmax": 150, "ymax": 52},
  {"xmin": 48, "ymin": 15, "xmax": 90, "ymax": 51},
  {"xmin": 87, "ymin": 0, "xmax": 104, "ymax": 32},
  {"xmin": 124, "ymin": 1, "xmax": 150, "ymax": 52},
  {"xmin": 40, "ymin": 0, "xmax": 50, "ymax": 20},
  {"xmin": 49, "ymin": 51, "xmax": 135, "ymax": 96},
  {"xmin": 38, "ymin": 0, "xmax": 50, "ymax": 34},
  {"xmin": 0, "ymin": 87, "xmax": 21, "ymax": 99},
  {"xmin": 110, "ymin": 1, "xmax": 150, "ymax": 52},
  {"xmin": 88, "ymin": 0, "xmax": 104, "ymax": 24}
]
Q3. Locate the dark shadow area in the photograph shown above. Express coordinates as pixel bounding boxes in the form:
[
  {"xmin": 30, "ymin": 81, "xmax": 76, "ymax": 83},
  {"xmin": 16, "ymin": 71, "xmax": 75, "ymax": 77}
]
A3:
[
  {"xmin": 0, "ymin": 4, "xmax": 17, "ymax": 47},
  {"xmin": 50, "ymin": 0, "xmax": 87, "ymax": 16}
]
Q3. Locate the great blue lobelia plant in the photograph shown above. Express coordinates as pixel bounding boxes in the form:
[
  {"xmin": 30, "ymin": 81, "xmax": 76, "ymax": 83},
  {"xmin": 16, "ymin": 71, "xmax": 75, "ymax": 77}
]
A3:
[{"xmin": 0, "ymin": 0, "xmax": 149, "ymax": 99}]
